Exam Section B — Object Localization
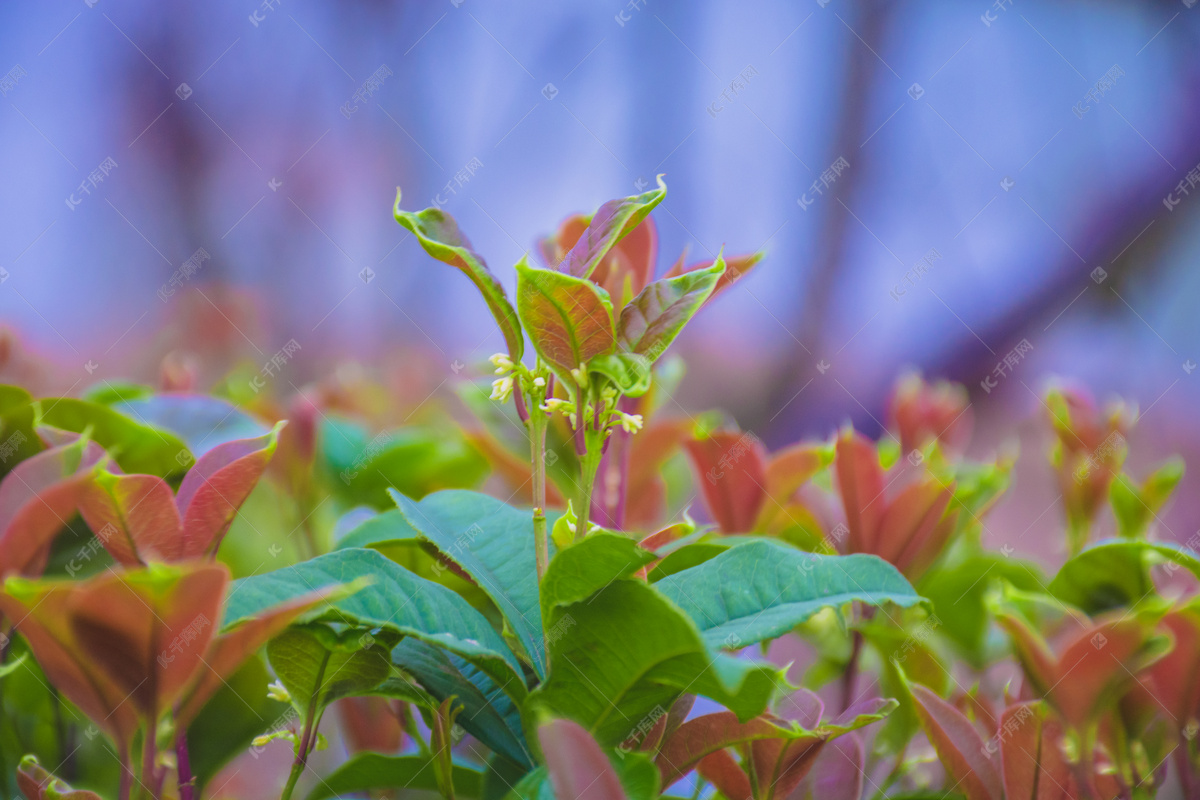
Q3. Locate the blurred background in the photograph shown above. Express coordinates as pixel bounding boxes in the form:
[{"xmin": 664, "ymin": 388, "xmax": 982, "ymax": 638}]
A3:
[{"xmin": 1, "ymin": 0, "xmax": 1198, "ymax": 557}]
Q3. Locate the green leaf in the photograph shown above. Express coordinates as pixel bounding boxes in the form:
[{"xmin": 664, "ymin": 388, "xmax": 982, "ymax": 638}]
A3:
[
  {"xmin": 646, "ymin": 541, "xmax": 731, "ymax": 582},
  {"xmin": 1049, "ymin": 539, "xmax": 1200, "ymax": 614},
  {"xmin": 588, "ymin": 353, "xmax": 652, "ymax": 397},
  {"xmin": 540, "ymin": 532, "xmax": 655, "ymax": 621},
  {"xmin": 390, "ymin": 489, "xmax": 551, "ymax": 679},
  {"xmin": 0, "ymin": 652, "xmax": 27, "ymax": 679},
  {"xmin": 82, "ymin": 381, "xmax": 153, "ymax": 405},
  {"xmin": 38, "ymin": 397, "xmax": 191, "ymax": 477},
  {"xmin": 306, "ymin": 753, "xmax": 485, "ymax": 800},
  {"xmin": 515, "ymin": 257, "xmax": 616, "ymax": 377},
  {"xmin": 617, "ymin": 257, "xmax": 725, "ymax": 360},
  {"xmin": 394, "ymin": 189, "xmax": 524, "ymax": 361},
  {"xmin": 393, "ymin": 637, "xmax": 534, "ymax": 768},
  {"xmin": 529, "ymin": 539, "xmax": 785, "ymax": 746},
  {"xmin": 501, "ymin": 752, "xmax": 661, "ymax": 800},
  {"xmin": 654, "ymin": 540, "xmax": 925, "ymax": 650},
  {"xmin": 322, "ymin": 417, "xmax": 488, "ymax": 508},
  {"xmin": 0, "ymin": 385, "xmax": 41, "ymax": 477},
  {"xmin": 558, "ymin": 175, "xmax": 667, "ymax": 280},
  {"xmin": 222, "ymin": 548, "xmax": 527, "ymax": 702},
  {"xmin": 266, "ymin": 625, "xmax": 391, "ymax": 717},
  {"xmin": 335, "ymin": 508, "xmax": 422, "ymax": 550}
]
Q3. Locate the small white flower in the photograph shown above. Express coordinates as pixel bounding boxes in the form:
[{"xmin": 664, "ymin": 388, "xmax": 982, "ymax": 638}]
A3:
[
  {"xmin": 618, "ymin": 412, "xmax": 644, "ymax": 434},
  {"xmin": 489, "ymin": 353, "xmax": 513, "ymax": 372},
  {"xmin": 543, "ymin": 398, "xmax": 571, "ymax": 413},
  {"xmin": 533, "ymin": 377, "xmax": 546, "ymax": 388},
  {"xmin": 490, "ymin": 376, "xmax": 514, "ymax": 402},
  {"xmin": 266, "ymin": 679, "xmax": 291, "ymax": 703}
]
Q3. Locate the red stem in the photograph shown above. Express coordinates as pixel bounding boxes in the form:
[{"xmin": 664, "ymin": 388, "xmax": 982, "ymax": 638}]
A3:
[{"xmin": 176, "ymin": 731, "xmax": 195, "ymax": 800}]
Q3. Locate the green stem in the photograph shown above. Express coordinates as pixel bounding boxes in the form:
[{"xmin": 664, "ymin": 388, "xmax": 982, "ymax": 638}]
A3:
[
  {"xmin": 281, "ymin": 651, "xmax": 330, "ymax": 800},
  {"xmin": 398, "ymin": 703, "xmax": 429, "ymax": 758},
  {"xmin": 529, "ymin": 396, "xmax": 549, "ymax": 582},
  {"xmin": 575, "ymin": 433, "xmax": 605, "ymax": 543}
]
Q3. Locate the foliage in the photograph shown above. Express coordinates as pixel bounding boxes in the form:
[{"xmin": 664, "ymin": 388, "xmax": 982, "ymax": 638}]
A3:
[{"xmin": 0, "ymin": 184, "xmax": 1193, "ymax": 800}]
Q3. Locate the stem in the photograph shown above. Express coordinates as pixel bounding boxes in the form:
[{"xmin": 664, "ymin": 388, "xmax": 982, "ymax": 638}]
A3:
[
  {"xmin": 281, "ymin": 652, "xmax": 330, "ymax": 800},
  {"xmin": 841, "ymin": 629, "xmax": 864, "ymax": 713},
  {"xmin": 529, "ymin": 391, "xmax": 549, "ymax": 583},
  {"xmin": 575, "ymin": 432, "xmax": 605, "ymax": 543},
  {"xmin": 398, "ymin": 703, "xmax": 430, "ymax": 758},
  {"xmin": 175, "ymin": 731, "xmax": 195, "ymax": 800},
  {"xmin": 119, "ymin": 745, "xmax": 133, "ymax": 800},
  {"xmin": 141, "ymin": 723, "xmax": 159, "ymax": 800}
]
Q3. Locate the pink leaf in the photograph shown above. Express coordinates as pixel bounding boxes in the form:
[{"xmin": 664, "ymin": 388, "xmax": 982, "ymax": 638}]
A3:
[{"xmin": 538, "ymin": 718, "xmax": 627, "ymax": 800}]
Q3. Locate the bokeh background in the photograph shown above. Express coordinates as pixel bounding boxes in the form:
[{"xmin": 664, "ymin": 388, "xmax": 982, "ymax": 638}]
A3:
[{"xmin": 1, "ymin": 0, "xmax": 1199, "ymax": 558}]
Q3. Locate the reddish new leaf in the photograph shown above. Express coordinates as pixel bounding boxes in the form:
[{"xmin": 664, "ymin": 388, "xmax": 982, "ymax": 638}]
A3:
[
  {"xmin": 394, "ymin": 190, "xmax": 524, "ymax": 360},
  {"xmin": 834, "ymin": 430, "xmax": 885, "ymax": 555},
  {"xmin": 516, "ymin": 257, "xmax": 616, "ymax": 376},
  {"xmin": 910, "ymin": 684, "xmax": 1003, "ymax": 800},
  {"xmin": 557, "ymin": 175, "xmax": 666, "ymax": 280},
  {"xmin": 76, "ymin": 471, "xmax": 182, "ymax": 564},
  {"xmin": 0, "ymin": 436, "xmax": 106, "ymax": 579},
  {"xmin": 656, "ymin": 712, "xmax": 800, "ymax": 790},
  {"xmin": 997, "ymin": 702, "xmax": 1123, "ymax": 800},
  {"xmin": 174, "ymin": 422, "xmax": 283, "ymax": 558},
  {"xmin": 538, "ymin": 718, "xmax": 627, "ymax": 800},
  {"xmin": 1147, "ymin": 606, "xmax": 1200, "ymax": 734},
  {"xmin": 684, "ymin": 431, "xmax": 768, "ymax": 533},
  {"xmin": 617, "ymin": 256, "xmax": 725, "ymax": 360},
  {"xmin": 664, "ymin": 251, "xmax": 764, "ymax": 304},
  {"xmin": 791, "ymin": 733, "xmax": 864, "ymax": 800},
  {"xmin": 878, "ymin": 480, "xmax": 955, "ymax": 580},
  {"xmin": 697, "ymin": 750, "xmax": 752, "ymax": 800}
]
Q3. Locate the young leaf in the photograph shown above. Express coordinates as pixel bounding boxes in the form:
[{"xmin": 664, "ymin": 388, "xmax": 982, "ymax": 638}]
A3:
[
  {"xmin": 16, "ymin": 755, "xmax": 103, "ymax": 800},
  {"xmin": 1109, "ymin": 457, "xmax": 1185, "ymax": 539},
  {"xmin": 389, "ymin": 489, "xmax": 550, "ymax": 679},
  {"xmin": 617, "ymin": 257, "xmax": 725, "ymax": 359},
  {"xmin": 540, "ymin": 531, "xmax": 656, "ymax": 620},
  {"xmin": 222, "ymin": 547, "xmax": 527, "ymax": 702},
  {"xmin": 393, "ymin": 189, "xmax": 524, "ymax": 361},
  {"xmin": 76, "ymin": 470, "xmax": 182, "ymax": 564},
  {"xmin": 908, "ymin": 684, "xmax": 1003, "ymax": 800},
  {"xmin": 557, "ymin": 176, "xmax": 667, "ymax": 280},
  {"xmin": 589, "ymin": 353, "xmax": 652, "ymax": 397},
  {"xmin": 654, "ymin": 541, "xmax": 925, "ymax": 650},
  {"xmin": 0, "ymin": 435, "xmax": 106, "ymax": 578},
  {"xmin": 304, "ymin": 754, "xmax": 485, "ymax": 800},
  {"xmin": 663, "ymin": 251, "xmax": 764, "ymax": 305},
  {"xmin": 539, "ymin": 718, "xmax": 630, "ymax": 800},
  {"xmin": 515, "ymin": 257, "xmax": 616, "ymax": 377}
]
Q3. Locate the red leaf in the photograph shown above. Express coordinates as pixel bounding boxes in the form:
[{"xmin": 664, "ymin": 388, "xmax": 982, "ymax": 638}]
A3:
[
  {"xmin": 910, "ymin": 684, "xmax": 1003, "ymax": 800},
  {"xmin": 77, "ymin": 472, "xmax": 182, "ymax": 564},
  {"xmin": 656, "ymin": 712, "xmax": 798, "ymax": 791},
  {"xmin": 16, "ymin": 756, "xmax": 104, "ymax": 800},
  {"xmin": 174, "ymin": 423, "xmax": 283, "ymax": 559},
  {"xmin": 665, "ymin": 252, "xmax": 763, "ymax": 304},
  {"xmin": 556, "ymin": 177, "xmax": 666, "ymax": 281},
  {"xmin": 684, "ymin": 431, "xmax": 768, "ymax": 533},
  {"xmin": 515, "ymin": 260, "xmax": 616, "ymax": 377},
  {"xmin": 538, "ymin": 718, "xmax": 627, "ymax": 800},
  {"xmin": 1147, "ymin": 607, "xmax": 1200, "ymax": 733},
  {"xmin": 791, "ymin": 733, "xmax": 864, "ymax": 800},
  {"xmin": 698, "ymin": 750, "xmax": 752, "ymax": 800},
  {"xmin": 877, "ymin": 480, "xmax": 954, "ymax": 580},
  {"xmin": 834, "ymin": 430, "xmax": 885, "ymax": 555},
  {"xmin": 0, "ymin": 437, "xmax": 105, "ymax": 579}
]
